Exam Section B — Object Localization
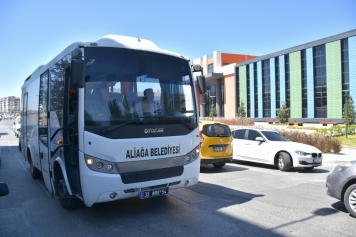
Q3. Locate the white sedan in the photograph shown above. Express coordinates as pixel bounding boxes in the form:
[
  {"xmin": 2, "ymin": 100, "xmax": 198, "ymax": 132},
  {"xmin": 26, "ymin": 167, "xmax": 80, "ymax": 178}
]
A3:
[{"xmin": 232, "ymin": 128, "xmax": 323, "ymax": 171}]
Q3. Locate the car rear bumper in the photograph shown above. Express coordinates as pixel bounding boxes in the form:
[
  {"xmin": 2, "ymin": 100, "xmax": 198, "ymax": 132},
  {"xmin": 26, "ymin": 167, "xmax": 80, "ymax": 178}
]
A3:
[{"xmin": 200, "ymin": 157, "xmax": 232, "ymax": 165}]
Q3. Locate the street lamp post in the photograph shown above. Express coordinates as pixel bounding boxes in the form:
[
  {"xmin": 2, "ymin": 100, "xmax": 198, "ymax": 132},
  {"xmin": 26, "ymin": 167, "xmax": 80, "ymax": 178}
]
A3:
[{"xmin": 10, "ymin": 106, "xmax": 14, "ymax": 119}]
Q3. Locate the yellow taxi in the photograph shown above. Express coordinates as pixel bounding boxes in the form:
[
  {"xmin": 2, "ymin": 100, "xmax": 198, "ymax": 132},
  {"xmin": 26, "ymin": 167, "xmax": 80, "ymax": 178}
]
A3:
[{"xmin": 199, "ymin": 120, "xmax": 233, "ymax": 168}]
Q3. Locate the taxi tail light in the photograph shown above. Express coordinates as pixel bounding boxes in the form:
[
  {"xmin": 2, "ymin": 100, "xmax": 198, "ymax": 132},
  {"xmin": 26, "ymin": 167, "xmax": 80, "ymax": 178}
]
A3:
[{"xmin": 199, "ymin": 131, "xmax": 204, "ymax": 143}]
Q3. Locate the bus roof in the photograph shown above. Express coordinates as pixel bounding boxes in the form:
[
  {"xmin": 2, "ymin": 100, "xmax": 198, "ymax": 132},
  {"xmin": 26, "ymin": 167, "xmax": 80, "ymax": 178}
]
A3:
[{"xmin": 23, "ymin": 35, "xmax": 189, "ymax": 85}]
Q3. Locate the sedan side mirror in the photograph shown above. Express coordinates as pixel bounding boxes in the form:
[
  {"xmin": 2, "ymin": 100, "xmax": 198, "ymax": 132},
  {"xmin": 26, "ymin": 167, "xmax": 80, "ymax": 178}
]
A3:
[{"xmin": 256, "ymin": 137, "xmax": 265, "ymax": 142}]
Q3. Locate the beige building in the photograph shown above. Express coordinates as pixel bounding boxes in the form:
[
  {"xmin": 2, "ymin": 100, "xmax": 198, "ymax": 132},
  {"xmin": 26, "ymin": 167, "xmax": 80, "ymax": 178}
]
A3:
[{"xmin": 193, "ymin": 51, "xmax": 257, "ymax": 118}]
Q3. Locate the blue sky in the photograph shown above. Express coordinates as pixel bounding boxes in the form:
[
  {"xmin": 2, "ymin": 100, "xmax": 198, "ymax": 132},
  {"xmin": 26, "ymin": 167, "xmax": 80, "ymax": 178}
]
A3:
[{"xmin": 0, "ymin": 0, "xmax": 355, "ymax": 98}]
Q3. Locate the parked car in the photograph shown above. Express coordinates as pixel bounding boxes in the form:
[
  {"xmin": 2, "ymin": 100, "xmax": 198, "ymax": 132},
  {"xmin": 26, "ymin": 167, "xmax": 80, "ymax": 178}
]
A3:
[
  {"xmin": 199, "ymin": 120, "xmax": 232, "ymax": 168},
  {"xmin": 232, "ymin": 128, "xmax": 323, "ymax": 171},
  {"xmin": 13, "ymin": 117, "xmax": 21, "ymax": 138},
  {"xmin": 326, "ymin": 161, "xmax": 356, "ymax": 218}
]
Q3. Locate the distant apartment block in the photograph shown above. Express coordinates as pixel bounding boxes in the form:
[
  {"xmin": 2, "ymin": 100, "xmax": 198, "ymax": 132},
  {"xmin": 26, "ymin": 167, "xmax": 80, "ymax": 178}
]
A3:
[{"xmin": 0, "ymin": 96, "xmax": 20, "ymax": 114}]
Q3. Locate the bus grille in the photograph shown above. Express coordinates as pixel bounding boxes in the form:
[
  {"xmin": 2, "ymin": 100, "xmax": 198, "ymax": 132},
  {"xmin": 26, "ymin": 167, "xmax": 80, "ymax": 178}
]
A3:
[{"xmin": 120, "ymin": 166, "xmax": 184, "ymax": 184}]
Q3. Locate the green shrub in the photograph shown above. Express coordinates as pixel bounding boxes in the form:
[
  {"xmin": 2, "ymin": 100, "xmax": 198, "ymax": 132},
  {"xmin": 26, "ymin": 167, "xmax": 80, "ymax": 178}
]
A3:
[
  {"xmin": 315, "ymin": 124, "xmax": 356, "ymax": 136},
  {"xmin": 276, "ymin": 101, "xmax": 290, "ymax": 124},
  {"xmin": 209, "ymin": 104, "xmax": 217, "ymax": 117},
  {"xmin": 276, "ymin": 129, "xmax": 342, "ymax": 154},
  {"xmin": 236, "ymin": 100, "xmax": 247, "ymax": 118},
  {"xmin": 199, "ymin": 117, "xmax": 254, "ymax": 126}
]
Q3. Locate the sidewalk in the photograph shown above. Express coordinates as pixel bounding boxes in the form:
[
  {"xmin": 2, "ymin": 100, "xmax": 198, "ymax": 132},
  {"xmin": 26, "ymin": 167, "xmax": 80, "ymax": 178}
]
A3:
[{"xmin": 322, "ymin": 145, "xmax": 356, "ymax": 163}]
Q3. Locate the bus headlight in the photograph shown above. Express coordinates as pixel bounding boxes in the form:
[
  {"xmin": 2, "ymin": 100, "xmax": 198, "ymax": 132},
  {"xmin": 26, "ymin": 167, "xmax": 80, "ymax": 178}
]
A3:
[
  {"xmin": 86, "ymin": 158, "xmax": 94, "ymax": 165},
  {"xmin": 184, "ymin": 145, "xmax": 200, "ymax": 165},
  {"xmin": 84, "ymin": 154, "xmax": 119, "ymax": 174}
]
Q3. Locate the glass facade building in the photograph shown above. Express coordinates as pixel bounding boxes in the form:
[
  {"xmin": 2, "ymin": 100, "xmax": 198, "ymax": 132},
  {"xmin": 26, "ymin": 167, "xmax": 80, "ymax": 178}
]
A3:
[{"xmin": 234, "ymin": 29, "xmax": 356, "ymax": 122}]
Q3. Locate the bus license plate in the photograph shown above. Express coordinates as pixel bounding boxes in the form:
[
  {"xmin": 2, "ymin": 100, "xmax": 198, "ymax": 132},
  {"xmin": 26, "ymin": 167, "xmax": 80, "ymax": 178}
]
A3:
[
  {"xmin": 214, "ymin": 147, "xmax": 226, "ymax": 152},
  {"xmin": 140, "ymin": 188, "xmax": 169, "ymax": 199}
]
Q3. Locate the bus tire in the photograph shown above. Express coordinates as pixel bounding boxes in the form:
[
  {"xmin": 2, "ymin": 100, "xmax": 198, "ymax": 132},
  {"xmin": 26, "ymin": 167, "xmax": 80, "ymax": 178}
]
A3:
[
  {"xmin": 29, "ymin": 153, "xmax": 41, "ymax": 179},
  {"xmin": 55, "ymin": 169, "xmax": 79, "ymax": 210}
]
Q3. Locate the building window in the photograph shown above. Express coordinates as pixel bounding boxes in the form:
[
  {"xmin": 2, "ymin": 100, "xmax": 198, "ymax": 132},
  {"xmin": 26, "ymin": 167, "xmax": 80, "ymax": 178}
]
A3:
[
  {"xmin": 247, "ymin": 65, "xmax": 250, "ymax": 117},
  {"xmin": 275, "ymin": 57, "xmax": 280, "ymax": 109},
  {"xmin": 341, "ymin": 38, "xmax": 349, "ymax": 108},
  {"xmin": 254, "ymin": 63, "xmax": 258, "ymax": 117},
  {"xmin": 208, "ymin": 63, "xmax": 214, "ymax": 73},
  {"xmin": 285, "ymin": 54, "xmax": 290, "ymax": 108},
  {"xmin": 313, "ymin": 45, "xmax": 327, "ymax": 118},
  {"xmin": 262, "ymin": 60, "xmax": 271, "ymax": 117},
  {"xmin": 301, "ymin": 49, "xmax": 308, "ymax": 118}
]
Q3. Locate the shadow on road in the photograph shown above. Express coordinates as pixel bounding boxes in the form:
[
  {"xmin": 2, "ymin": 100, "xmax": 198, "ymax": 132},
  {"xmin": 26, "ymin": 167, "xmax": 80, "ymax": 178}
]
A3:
[
  {"xmin": 331, "ymin": 201, "xmax": 348, "ymax": 213},
  {"xmin": 200, "ymin": 162, "xmax": 248, "ymax": 173},
  {"xmin": 231, "ymin": 160, "xmax": 329, "ymax": 173}
]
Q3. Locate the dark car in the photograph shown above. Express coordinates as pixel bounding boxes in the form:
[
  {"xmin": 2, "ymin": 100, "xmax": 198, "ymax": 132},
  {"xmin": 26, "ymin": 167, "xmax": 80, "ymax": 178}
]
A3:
[{"xmin": 326, "ymin": 160, "xmax": 356, "ymax": 218}]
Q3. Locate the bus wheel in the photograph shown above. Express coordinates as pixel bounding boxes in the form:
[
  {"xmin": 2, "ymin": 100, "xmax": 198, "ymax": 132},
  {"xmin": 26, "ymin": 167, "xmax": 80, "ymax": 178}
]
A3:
[
  {"xmin": 55, "ymin": 169, "xmax": 79, "ymax": 210},
  {"xmin": 29, "ymin": 153, "xmax": 41, "ymax": 179}
]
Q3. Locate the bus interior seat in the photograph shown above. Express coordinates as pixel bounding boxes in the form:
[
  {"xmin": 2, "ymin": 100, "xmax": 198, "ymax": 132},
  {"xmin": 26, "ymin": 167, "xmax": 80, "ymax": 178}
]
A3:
[{"xmin": 122, "ymin": 92, "xmax": 137, "ymax": 110}]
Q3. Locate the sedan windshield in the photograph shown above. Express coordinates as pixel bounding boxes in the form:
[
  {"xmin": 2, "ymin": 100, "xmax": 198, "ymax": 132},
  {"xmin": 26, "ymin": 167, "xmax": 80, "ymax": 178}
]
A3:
[
  {"xmin": 261, "ymin": 131, "xmax": 289, "ymax": 141},
  {"xmin": 83, "ymin": 47, "xmax": 197, "ymax": 129}
]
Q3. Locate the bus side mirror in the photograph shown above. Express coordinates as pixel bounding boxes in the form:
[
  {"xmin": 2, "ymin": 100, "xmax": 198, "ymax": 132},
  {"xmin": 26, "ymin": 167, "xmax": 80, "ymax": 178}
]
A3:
[
  {"xmin": 70, "ymin": 59, "xmax": 85, "ymax": 88},
  {"xmin": 192, "ymin": 64, "xmax": 203, "ymax": 73},
  {"xmin": 197, "ymin": 75, "xmax": 207, "ymax": 94},
  {"xmin": 0, "ymin": 182, "xmax": 9, "ymax": 197}
]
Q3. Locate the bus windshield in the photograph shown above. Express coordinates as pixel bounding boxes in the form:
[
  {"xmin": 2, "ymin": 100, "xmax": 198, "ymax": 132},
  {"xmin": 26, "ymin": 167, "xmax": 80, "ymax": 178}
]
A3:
[{"xmin": 84, "ymin": 47, "xmax": 197, "ymax": 130}]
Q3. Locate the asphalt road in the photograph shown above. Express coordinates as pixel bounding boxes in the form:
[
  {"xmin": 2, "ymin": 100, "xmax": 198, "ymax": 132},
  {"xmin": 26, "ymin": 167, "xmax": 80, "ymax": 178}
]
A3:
[{"xmin": 0, "ymin": 119, "xmax": 355, "ymax": 237}]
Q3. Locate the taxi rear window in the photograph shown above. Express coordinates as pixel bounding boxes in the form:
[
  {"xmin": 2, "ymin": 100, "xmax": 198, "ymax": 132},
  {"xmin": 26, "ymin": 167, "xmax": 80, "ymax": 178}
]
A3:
[{"xmin": 202, "ymin": 124, "xmax": 231, "ymax": 137}]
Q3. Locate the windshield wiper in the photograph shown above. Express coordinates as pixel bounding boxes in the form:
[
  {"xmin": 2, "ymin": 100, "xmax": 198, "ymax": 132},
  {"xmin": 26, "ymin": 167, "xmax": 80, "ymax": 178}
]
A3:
[
  {"xmin": 167, "ymin": 116, "xmax": 194, "ymax": 130},
  {"xmin": 100, "ymin": 121, "xmax": 133, "ymax": 135}
]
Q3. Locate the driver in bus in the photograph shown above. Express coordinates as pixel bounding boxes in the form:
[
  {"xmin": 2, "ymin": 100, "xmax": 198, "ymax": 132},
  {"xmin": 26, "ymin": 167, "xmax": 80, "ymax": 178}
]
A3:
[{"xmin": 132, "ymin": 88, "xmax": 161, "ymax": 118}]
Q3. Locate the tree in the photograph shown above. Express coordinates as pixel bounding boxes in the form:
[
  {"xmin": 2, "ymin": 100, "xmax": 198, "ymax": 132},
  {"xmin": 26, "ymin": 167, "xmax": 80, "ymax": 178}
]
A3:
[
  {"xmin": 276, "ymin": 101, "xmax": 290, "ymax": 124},
  {"xmin": 343, "ymin": 96, "xmax": 355, "ymax": 125},
  {"xmin": 236, "ymin": 100, "xmax": 246, "ymax": 118},
  {"xmin": 209, "ymin": 104, "xmax": 217, "ymax": 118}
]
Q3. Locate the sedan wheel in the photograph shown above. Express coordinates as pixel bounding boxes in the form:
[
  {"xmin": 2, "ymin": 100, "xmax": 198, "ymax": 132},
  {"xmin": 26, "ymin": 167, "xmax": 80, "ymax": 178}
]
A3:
[
  {"xmin": 344, "ymin": 184, "xmax": 356, "ymax": 218},
  {"xmin": 278, "ymin": 152, "xmax": 291, "ymax": 171}
]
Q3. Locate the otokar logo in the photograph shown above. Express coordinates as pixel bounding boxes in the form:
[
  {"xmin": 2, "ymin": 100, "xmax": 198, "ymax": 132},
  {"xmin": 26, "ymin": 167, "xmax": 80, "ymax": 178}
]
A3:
[{"xmin": 144, "ymin": 128, "xmax": 164, "ymax": 133}]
